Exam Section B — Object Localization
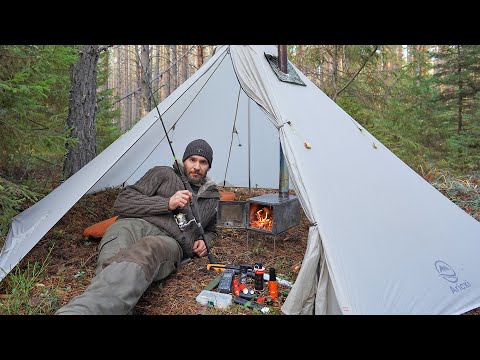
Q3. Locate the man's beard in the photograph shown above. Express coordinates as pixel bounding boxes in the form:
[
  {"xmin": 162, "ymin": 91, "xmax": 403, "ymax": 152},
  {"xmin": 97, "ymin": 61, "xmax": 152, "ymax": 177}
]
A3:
[{"xmin": 186, "ymin": 172, "xmax": 205, "ymax": 185}]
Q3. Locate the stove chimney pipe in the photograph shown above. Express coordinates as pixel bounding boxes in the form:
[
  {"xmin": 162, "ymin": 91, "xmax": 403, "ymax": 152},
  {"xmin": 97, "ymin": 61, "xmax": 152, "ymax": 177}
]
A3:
[{"xmin": 278, "ymin": 45, "xmax": 289, "ymax": 198}]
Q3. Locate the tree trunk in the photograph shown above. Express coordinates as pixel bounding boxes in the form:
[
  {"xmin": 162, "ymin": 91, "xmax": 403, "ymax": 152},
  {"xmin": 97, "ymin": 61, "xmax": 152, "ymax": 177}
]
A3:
[
  {"xmin": 166, "ymin": 45, "xmax": 171, "ymax": 96},
  {"xmin": 171, "ymin": 45, "xmax": 178, "ymax": 91},
  {"xmin": 160, "ymin": 45, "xmax": 166, "ymax": 101},
  {"xmin": 155, "ymin": 45, "xmax": 160, "ymax": 102},
  {"xmin": 396, "ymin": 45, "xmax": 403, "ymax": 70},
  {"xmin": 457, "ymin": 45, "xmax": 463, "ymax": 133},
  {"xmin": 197, "ymin": 45, "xmax": 204, "ymax": 68},
  {"xmin": 332, "ymin": 45, "xmax": 338, "ymax": 90},
  {"xmin": 180, "ymin": 44, "xmax": 188, "ymax": 83},
  {"xmin": 318, "ymin": 46, "xmax": 324, "ymax": 84},
  {"xmin": 125, "ymin": 45, "xmax": 131, "ymax": 130},
  {"xmin": 140, "ymin": 45, "xmax": 151, "ymax": 116},
  {"xmin": 63, "ymin": 45, "xmax": 100, "ymax": 179},
  {"xmin": 297, "ymin": 45, "xmax": 304, "ymax": 69},
  {"xmin": 135, "ymin": 45, "xmax": 142, "ymax": 124},
  {"xmin": 116, "ymin": 46, "xmax": 122, "ymax": 129}
]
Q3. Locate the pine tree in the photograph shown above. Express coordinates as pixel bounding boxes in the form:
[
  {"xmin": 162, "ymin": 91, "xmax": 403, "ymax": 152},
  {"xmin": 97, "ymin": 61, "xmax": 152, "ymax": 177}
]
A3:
[
  {"xmin": 0, "ymin": 45, "xmax": 77, "ymax": 179},
  {"xmin": 433, "ymin": 45, "xmax": 480, "ymax": 132},
  {"xmin": 432, "ymin": 45, "xmax": 480, "ymax": 172}
]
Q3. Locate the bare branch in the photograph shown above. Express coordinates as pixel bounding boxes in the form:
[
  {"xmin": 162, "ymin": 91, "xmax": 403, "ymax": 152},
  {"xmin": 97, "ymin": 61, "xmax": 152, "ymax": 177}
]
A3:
[{"xmin": 333, "ymin": 45, "xmax": 378, "ymax": 101}]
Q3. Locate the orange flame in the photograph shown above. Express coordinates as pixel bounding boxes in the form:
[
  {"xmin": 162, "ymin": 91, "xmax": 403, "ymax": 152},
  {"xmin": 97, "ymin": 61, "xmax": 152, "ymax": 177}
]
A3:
[{"xmin": 250, "ymin": 206, "xmax": 273, "ymax": 231}]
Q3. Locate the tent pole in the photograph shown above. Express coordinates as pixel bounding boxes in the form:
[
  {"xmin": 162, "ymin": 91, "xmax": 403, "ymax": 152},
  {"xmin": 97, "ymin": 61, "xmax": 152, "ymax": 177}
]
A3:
[
  {"xmin": 248, "ymin": 95, "xmax": 251, "ymax": 196},
  {"xmin": 278, "ymin": 45, "xmax": 289, "ymax": 198}
]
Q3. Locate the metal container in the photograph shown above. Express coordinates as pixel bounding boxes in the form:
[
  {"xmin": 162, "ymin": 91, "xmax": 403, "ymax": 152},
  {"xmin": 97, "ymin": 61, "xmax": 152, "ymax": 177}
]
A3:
[
  {"xmin": 247, "ymin": 193, "xmax": 300, "ymax": 235},
  {"xmin": 217, "ymin": 201, "xmax": 247, "ymax": 229},
  {"xmin": 217, "ymin": 193, "xmax": 300, "ymax": 235}
]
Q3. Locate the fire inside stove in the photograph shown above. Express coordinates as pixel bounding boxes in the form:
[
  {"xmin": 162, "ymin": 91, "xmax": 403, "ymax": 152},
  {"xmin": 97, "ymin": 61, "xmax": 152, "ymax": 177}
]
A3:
[
  {"xmin": 247, "ymin": 193, "xmax": 301, "ymax": 235},
  {"xmin": 216, "ymin": 193, "xmax": 301, "ymax": 235},
  {"xmin": 249, "ymin": 204, "xmax": 273, "ymax": 232}
]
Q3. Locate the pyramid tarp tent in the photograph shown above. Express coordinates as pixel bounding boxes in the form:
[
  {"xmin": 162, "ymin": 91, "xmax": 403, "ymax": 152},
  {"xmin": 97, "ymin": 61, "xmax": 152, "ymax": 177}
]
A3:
[{"xmin": 1, "ymin": 45, "xmax": 479, "ymax": 314}]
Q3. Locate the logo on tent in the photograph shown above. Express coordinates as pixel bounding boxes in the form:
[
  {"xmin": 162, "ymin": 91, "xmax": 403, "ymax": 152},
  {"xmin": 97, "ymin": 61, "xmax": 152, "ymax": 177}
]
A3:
[{"xmin": 435, "ymin": 260, "xmax": 458, "ymax": 283}]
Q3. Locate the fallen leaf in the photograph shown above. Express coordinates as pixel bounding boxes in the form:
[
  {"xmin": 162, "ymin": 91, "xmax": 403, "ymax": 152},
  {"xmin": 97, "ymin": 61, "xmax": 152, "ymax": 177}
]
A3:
[{"xmin": 292, "ymin": 262, "xmax": 302, "ymax": 273}]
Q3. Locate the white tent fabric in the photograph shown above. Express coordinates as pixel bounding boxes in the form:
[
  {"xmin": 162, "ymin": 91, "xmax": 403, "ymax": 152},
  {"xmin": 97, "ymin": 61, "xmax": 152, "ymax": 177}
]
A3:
[
  {"xmin": 0, "ymin": 46, "xmax": 280, "ymax": 281},
  {"xmin": 1, "ymin": 45, "xmax": 480, "ymax": 315}
]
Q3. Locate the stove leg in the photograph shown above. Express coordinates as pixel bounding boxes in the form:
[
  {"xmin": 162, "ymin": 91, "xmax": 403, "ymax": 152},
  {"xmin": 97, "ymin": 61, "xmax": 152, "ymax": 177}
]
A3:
[{"xmin": 273, "ymin": 236, "xmax": 276, "ymax": 260}]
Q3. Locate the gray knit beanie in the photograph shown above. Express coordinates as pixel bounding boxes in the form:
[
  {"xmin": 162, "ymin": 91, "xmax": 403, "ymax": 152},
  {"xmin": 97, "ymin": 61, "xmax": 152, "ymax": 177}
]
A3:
[{"xmin": 182, "ymin": 139, "xmax": 213, "ymax": 168}]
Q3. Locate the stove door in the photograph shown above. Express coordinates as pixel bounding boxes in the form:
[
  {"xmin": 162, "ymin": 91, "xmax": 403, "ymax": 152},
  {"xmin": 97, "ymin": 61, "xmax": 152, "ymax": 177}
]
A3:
[{"xmin": 216, "ymin": 201, "xmax": 248, "ymax": 229}]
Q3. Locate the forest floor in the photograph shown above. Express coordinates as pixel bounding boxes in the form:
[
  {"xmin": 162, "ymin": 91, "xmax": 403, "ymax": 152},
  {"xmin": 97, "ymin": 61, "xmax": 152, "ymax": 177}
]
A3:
[
  {"xmin": 1, "ymin": 187, "xmax": 309, "ymax": 315},
  {"xmin": 1, "ymin": 176, "xmax": 479, "ymax": 315}
]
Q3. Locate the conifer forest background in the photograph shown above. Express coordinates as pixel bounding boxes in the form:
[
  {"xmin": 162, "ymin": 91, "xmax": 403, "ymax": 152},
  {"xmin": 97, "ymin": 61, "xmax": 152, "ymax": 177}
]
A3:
[{"xmin": 0, "ymin": 45, "xmax": 479, "ymax": 314}]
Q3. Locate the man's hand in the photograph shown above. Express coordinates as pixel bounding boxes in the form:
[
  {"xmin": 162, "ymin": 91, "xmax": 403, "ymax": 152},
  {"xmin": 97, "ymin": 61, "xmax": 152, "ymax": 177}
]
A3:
[
  {"xmin": 193, "ymin": 239, "xmax": 207, "ymax": 257},
  {"xmin": 168, "ymin": 190, "xmax": 192, "ymax": 211}
]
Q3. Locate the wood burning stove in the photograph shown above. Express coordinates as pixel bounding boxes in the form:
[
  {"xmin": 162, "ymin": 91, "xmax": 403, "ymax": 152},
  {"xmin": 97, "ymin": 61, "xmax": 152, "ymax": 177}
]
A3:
[{"xmin": 217, "ymin": 193, "xmax": 301, "ymax": 235}]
